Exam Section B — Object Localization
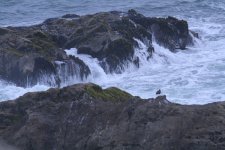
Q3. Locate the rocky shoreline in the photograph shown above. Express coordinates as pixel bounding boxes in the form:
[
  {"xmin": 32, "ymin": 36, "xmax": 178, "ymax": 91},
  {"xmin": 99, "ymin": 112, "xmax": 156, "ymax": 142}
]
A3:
[
  {"xmin": 2, "ymin": 9, "xmax": 221, "ymax": 150},
  {"xmin": 0, "ymin": 10, "xmax": 196, "ymax": 87},
  {"xmin": 0, "ymin": 83, "xmax": 225, "ymax": 150}
]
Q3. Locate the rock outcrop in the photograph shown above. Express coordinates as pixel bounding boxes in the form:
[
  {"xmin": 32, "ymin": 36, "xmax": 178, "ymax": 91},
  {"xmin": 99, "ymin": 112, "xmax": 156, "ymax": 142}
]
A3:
[
  {"xmin": 0, "ymin": 10, "xmax": 195, "ymax": 87},
  {"xmin": 0, "ymin": 83, "xmax": 225, "ymax": 150}
]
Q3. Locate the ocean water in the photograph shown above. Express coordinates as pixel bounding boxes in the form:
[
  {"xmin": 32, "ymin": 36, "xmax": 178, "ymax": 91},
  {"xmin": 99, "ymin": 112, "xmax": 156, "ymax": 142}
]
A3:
[{"xmin": 1, "ymin": 0, "xmax": 225, "ymax": 104}]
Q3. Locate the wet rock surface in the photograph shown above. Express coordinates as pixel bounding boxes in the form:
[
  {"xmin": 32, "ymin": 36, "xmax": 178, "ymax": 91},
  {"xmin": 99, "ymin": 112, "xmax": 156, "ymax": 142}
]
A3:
[
  {"xmin": 0, "ymin": 83, "xmax": 225, "ymax": 150},
  {"xmin": 0, "ymin": 10, "xmax": 195, "ymax": 86}
]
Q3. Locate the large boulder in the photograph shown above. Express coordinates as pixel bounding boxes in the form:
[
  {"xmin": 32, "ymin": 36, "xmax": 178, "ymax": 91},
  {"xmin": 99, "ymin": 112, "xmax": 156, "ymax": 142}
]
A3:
[
  {"xmin": 0, "ymin": 28, "xmax": 90, "ymax": 87},
  {"xmin": 0, "ymin": 10, "xmax": 195, "ymax": 86},
  {"xmin": 0, "ymin": 83, "xmax": 225, "ymax": 150},
  {"xmin": 42, "ymin": 11, "xmax": 152, "ymax": 73}
]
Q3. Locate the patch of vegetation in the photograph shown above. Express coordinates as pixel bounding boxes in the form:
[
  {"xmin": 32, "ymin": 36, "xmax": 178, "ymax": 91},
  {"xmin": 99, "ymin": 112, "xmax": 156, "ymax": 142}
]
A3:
[
  {"xmin": 30, "ymin": 37, "xmax": 56, "ymax": 60},
  {"xmin": 85, "ymin": 84, "xmax": 133, "ymax": 102}
]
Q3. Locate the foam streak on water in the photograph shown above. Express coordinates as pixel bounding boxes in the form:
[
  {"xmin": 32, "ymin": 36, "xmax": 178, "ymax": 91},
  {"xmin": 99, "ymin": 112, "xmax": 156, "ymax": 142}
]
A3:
[{"xmin": 1, "ymin": 0, "xmax": 225, "ymax": 104}]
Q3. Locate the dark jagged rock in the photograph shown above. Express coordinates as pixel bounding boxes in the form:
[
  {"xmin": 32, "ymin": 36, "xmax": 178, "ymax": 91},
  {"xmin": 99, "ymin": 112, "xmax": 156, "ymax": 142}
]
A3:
[
  {"xmin": 156, "ymin": 89, "xmax": 161, "ymax": 95},
  {"xmin": 0, "ymin": 83, "xmax": 225, "ymax": 150},
  {"xmin": 0, "ymin": 10, "xmax": 195, "ymax": 86},
  {"xmin": 128, "ymin": 9, "xmax": 194, "ymax": 51},
  {"xmin": 0, "ymin": 26, "xmax": 90, "ymax": 87},
  {"xmin": 62, "ymin": 14, "xmax": 80, "ymax": 19}
]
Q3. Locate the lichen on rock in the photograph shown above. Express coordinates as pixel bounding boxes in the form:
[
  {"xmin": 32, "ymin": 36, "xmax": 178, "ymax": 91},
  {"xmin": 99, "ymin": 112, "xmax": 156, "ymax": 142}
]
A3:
[{"xmin": 85, "ymin": 83, "xmax": 132, "ymax": 102}]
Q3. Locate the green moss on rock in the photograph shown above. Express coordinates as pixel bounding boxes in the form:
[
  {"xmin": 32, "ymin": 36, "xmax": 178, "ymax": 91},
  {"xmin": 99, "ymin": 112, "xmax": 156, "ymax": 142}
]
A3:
[
  {"xmin": 30, "ymin": 37, "xmax": 56, "ymax": 60},
  {"xmin": 85, "ymin": 84, "xmax": 132, "ymax": 102}
]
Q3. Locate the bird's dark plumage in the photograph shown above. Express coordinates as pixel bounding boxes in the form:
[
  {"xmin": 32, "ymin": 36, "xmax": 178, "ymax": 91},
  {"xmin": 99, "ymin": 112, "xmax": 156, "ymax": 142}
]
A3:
[{"xmin": 156, "ymin": 89, "xmax": 161, "ymax": 95}]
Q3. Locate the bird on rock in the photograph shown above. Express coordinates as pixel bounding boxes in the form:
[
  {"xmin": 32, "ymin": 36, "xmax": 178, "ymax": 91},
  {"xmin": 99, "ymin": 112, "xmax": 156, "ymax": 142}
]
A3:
[{"xmin": 156, "ymin": 89, "xmax": 161, "ymax": 95}]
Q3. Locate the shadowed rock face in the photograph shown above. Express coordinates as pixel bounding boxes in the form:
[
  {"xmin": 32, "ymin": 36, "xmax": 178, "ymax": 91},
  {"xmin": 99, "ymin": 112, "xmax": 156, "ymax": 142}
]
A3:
[
  {"xmin": 0, "ymin": 139, "xmax": 19, "ymax": 150},
  {"xmin": 0, "ymin": 83, "xmax": 225, "ymax": 150},
  {"xmin": 0, "ymin": 10, "xmax": 195, "ymax": 87}
]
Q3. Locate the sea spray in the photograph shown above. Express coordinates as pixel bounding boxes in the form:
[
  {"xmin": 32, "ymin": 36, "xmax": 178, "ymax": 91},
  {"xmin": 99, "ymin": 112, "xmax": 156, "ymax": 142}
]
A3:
[{"xmin": 64, "ymin": 48, "xmax": 108, "ymax": 83}]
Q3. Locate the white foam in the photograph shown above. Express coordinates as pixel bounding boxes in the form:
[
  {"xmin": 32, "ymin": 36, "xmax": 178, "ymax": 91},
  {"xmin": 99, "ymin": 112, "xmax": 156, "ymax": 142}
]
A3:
[
  {"xmin": 55, "ymin": 61, "xmax": 65, "ymax": 65},
  {"xmin": 65, "ymin": 48, "xmax": 107, "ymax": 83},
  {"xmin": 0, "ymin": 80, "xmax": 49, "ymax": 101}
]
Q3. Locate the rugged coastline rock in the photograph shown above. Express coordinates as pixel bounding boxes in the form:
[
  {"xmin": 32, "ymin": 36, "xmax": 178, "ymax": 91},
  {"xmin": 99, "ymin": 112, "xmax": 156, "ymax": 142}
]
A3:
[
  {"xmin": 0, "ymin": 10, "xmax": 196, "ymax": 87},
  {"xmin": 0, "ymin": 83, "xmax": 225, "ymax": 150}
]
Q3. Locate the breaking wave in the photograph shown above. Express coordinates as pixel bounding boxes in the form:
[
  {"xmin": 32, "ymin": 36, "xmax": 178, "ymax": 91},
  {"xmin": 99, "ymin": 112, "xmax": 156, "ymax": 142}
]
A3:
[{"xmin": 1, "ymin": 0, "xmax": 225, "ymax": 105}]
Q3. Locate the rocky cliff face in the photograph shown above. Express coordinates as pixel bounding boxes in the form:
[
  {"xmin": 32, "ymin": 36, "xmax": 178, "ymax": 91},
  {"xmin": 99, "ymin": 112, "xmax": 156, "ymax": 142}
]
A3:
[
  {"xmin": 0, "ymin": 83, "xmax": 225, "ymax": 150},
  {"xmin": 0, "ymin": 10, "xmax": 195, "ymax": 87}
]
